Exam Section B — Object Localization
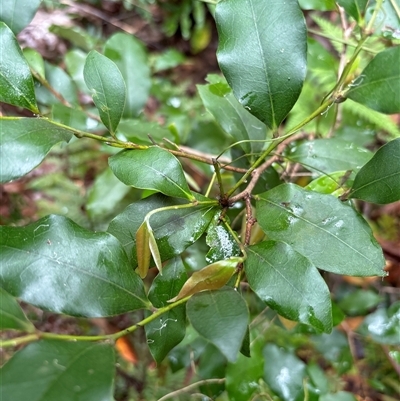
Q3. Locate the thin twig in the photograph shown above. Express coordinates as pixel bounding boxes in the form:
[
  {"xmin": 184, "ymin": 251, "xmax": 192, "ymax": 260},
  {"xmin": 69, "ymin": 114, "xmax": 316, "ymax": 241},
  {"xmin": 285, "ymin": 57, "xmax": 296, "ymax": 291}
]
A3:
[
  {"xmin": 229, "ymin": 132, "xmax": 308, "ymax": 203},
  {"xmin": 244, "ymin": 195, "xmax": 256, "ymax": 246},
  {"xmin": 157, "ymin": 378, "xmax": 226, "ymax": 401},
  {"xmin": 167, "ymin": 148, "xmax": 247, "ymax": 174}
]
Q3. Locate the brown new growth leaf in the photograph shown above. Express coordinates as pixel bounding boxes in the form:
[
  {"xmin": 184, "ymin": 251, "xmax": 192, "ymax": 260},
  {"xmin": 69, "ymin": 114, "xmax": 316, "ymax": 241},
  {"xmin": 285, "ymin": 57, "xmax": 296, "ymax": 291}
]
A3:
[{"xmin": 168, "ymin": 257, "xmax": 243, "ymax": 302}]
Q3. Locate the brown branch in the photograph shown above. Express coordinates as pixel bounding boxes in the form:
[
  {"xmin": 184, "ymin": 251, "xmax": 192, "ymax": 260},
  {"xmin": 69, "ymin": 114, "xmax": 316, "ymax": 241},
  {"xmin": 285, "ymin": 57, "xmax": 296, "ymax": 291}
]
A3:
[
  {"xmin": 167, "ymin": 148, "xmax": 248, "ymax": 174},
  {"xmin": 230, "ymin": 132, "xmax": 308, "ymax": 203},
  {"xmin": 244, "ymin": 194, "xmax": 256, "ymax": 246}
]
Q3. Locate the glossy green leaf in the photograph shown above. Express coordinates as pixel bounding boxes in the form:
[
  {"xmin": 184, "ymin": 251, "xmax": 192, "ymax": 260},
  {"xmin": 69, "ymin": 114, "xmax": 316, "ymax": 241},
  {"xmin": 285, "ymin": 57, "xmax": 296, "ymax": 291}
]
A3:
[
  {"xmin": 0, "ymin": 340, "xmax": 115, "ymax": 401},
  {"xmin": 346, "ymin": 47, "xmax": 400, "ymax": 114},
  {"xmin": 287, "ymin": 138, "xmax": 372, "ymax": 174},
  {"xmin": 0, "ymin": 288, "xmax": 35, "ymax": 332},
  {"xmin": 109, "ymin": 147, "xmax": 194, "ymax": 200},
  {"xmin": 0, "ymin": 215, "xmax": 148, "ymax": 317},
  {"xmin": 108, "ymin": 194, "xmax": 217, "ymax": 266},
  {"xmin": 215, "ymin": 0, "xmax": 307, "ymax": 130},
  {"xmin": 35, "ymin": 62, "xmax": 79, "ymax": 106},
  {"xmin": 187, "ymin": 288, "xmax": 249, "ymax": 362},
  {"xmin": 206, "ymin": 213, "xmax": 241, "ymax": 263},
  {"xmin": 246, "ymin": 241, "xmax": 332, "ymax": 332},
  {"xmin": 349, "ymin": 138, "xmax": 400, "ymax": 204},
  {"xmin": 104, "ymin": 33, "xmax": 150, "ymax": 117},
  {"xmin": 169, "ymin": 257, "xmax": 241, "ymax": 302},
  {"xmin": 263, "ymin": 343, "xmax": 306, "ymax": 401},
  {"xmin": 84, "ymin": 50, "xmax": 126, "ymax": 135},
  {"xmin": 0, "ymin": 23, "xmax": 39, "ymax": 113},
  {"xmin": 86, "ymin": 167, "xmax": 130, "ymax": 222},
  {"xmin": 338, "ymin": 289, "xmax": 381, "ymax": 316},
  {"xmin": 198, "ymin": 82, "xmax": 267, "ymax": 155},
  {"xmin": 306, "ymin": 171, "xmax": 351, "ymax": 195},
  {"xmin": 0, "ymin": 117, "xmax": 72, "ymax": 183},
  {"xmin": 23, "ymin": 48, "xmax": 45, "ymax": 78},
  {"xmin": 0, "ymin": 0, "xmax": 41, "ymax": 34},
  {"xmin": 146, "ymin": 258, "xmax": 187, "ymax": 363},
  {"xmin": 256, "ymin": 184, "xmax": 385, "ymax": 276},
  {"xmin": 358, "ymin": 302, "xmax": 400, "ymax": 345}
]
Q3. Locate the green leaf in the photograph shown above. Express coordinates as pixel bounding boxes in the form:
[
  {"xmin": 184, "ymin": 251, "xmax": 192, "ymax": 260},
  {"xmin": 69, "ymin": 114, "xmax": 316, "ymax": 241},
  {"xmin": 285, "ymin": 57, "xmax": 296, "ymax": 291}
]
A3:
[
  {"xmin": 0, "ymin": 117, "xmax": 72, "ymax": 183},
  {"xmin": 215, "ymin": 0, "xmax": 307, "ymax": 130},
  {"xmin": 338, "ymin": 289, "xmax": 381, "ymax": 316},
  {"xmin": 35, "ymin": 62, "xmax": 79, "ymax": 106},
  {"xmin": 287, "ymin": 138, "xmax": 372, "ymax": 174},
  {"xmin": 320, "ymin": 392, "xmax": 357, "ymax": 401},
  {"xmin": 206, "ymin": 213, "xmax": 241, "ymax": 263},
  {"xmin": 246, "ymin": 241, "xmax": 332, "ymax": 333},
  {"xmin": 0, "ymin": 215, "xmax": 148, "ymax": 317},
  {"xmin": 0, "ymin": 0, "xmax": 41, "ymax": 34},
  {"xmin": 23, "ymin": 48, "xmax": 45, "ymax": 78},
  {"xmin": 51, "ymin": 104, "xmax": 100, "ymax": 132},
  {"xmin": 263, "ymin": 343, "xmax": 306, "ymax": 401},
  {"xmin": 65, "ymin": 49, "xmax": 90, "ymax": 94},
  {"xmin": 198, "ymin": 82, "xmax": 267, "ymax": 155},
  {"xmin": 0, "ymin": 340, "xmax": 115, "ymax": 401},
  {"xmin": 109, "ymin": 147, "xmax": 194, "ymax": 200},
  {"xmin": 358, "ymin": 302, "xmax": 400, "ymax": 345},
  {"xmin": 226, "ymin": 340, "xmax": 264, "ymax": 401},
  {"xmin": 84, "ymin": 50, "xmax": 126, "ymax": 135},
  {"xmin": 0, "ymin": 288, "xmax": 35, "ymax": 332},
  {"xmin": 337, "ymin": 0, "xmax": 368, "ymax": 23},
  {"xmin": 117, "ymin": 119, "xmax": 177, "ymax": 146},
  {"xmin": 346, "ymin": 47, "xmax": 400, "ymax": 114},
  {"xmin": 365, "ymin": 0, "xmax": 400, "ymax": 39},
  {"xmin": 256, "ymin": 184, "xmax": 385, "ymax": 276},
  {"xmin": 312, "ymin": 329, "xmax": 352, "ymax": 374},
  {"xmin": 187, "ymin": 288, "xmax": 249, "ymax": 362},
  {"xmin": 49, "ymin": 25, "xmax": 97, "ymax": 51},
  {"xmin": 197, "ymin": 343, "xmax": 227, "ymax": 398},
  {"xmin": 153, "ymin": 48, "xmax": 185, "ymax": 72},
  {"xmin": 169, "ymin": 257, "xmax": 241, "ymax": 302},
  {"xmin": 298, "ymin": 0, "xmax": 336, "ymax": 10},
  {"xmin": 104, "ymin": 33, "xmax": 150, "ymax": 117},
  {"xmin": 108, "ymin": 194, "xmax": 217, "ymax": 267},
  {"xmin": 86, "ymin": 167, "xmax": 130, "ymax": 222},
  {"xmin": 306, "ymin": 171, "xmax": 351, "ymax": 195},
  {"xmin": 0, "ymin": 23, "xmax": 39, "ymax": 113},
  {"xmin": 146, "ymin": 258, "xmax": 187, "ymax": 363},
  {"xmin": 349, "ymin": 138, "xmax": 400, "ymax": 204}
]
